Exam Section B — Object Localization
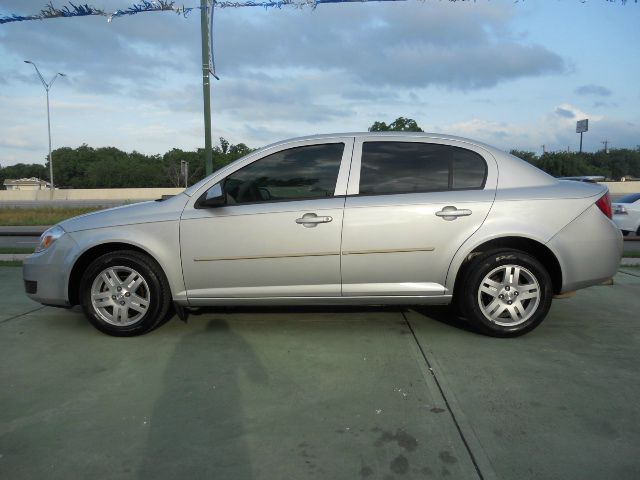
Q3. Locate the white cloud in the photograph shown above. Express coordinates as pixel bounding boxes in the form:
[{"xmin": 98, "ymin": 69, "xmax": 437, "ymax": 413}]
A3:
[
  {"xmin": 575, "ymin": 84, "xmax": 612, "ymax": 97},
  {"xmin": 437, "ymin": 103, "xmax": 619, "ymax": 154},
  {"xmin": 0, "ymin": 0, "xmax": 637, "ymax": 165}
]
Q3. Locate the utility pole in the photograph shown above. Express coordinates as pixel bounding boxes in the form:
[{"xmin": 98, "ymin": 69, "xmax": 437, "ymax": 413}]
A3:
[
  {"xmin": 542, "ymin": 144, "xmax": 546, "ymax": 154},
  {"xmin": 602, "ymin": 140, "xmax": 609, "ymax": 153},
  {"xmin": 181, "ymin": 160, "xmax": 189, "ymax": 188},
  {"xmin": 24, "ymin": 61, "xmax": 65, "ymax": 200},
  {"xmin": 200, "ymin": 0, "xmax": 213, "ymax": 176}
]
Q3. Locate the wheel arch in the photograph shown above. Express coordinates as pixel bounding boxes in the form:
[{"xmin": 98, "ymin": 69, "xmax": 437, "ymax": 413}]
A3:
[
  {"xmin": 448, "ymin": 236, "xmax": 563, "ymax": 296},
  {"xmin": 67, "ymin": 242, "xmax": 166, "ymax": 306}
]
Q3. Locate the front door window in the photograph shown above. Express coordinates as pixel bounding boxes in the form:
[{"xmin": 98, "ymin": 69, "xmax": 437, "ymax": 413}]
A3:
[{"xmin": 222, "ymin": 143, "xmax": 345, "ymax": 204}]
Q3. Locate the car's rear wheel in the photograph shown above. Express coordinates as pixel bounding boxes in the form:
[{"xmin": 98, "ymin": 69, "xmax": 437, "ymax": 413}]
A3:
[
  {"xmin": 456, "ymin": 249, "xmax": 553, "ymax": 337},
  {"xmin": 80, "ymin": 250, "xmax": 172, "ymax": 336}
]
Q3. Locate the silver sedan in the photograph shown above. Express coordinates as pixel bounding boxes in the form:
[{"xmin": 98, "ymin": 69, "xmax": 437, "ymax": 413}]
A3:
[{"xmin": 23, "ymin": 132, "xmax": 622, "ymax": 337}]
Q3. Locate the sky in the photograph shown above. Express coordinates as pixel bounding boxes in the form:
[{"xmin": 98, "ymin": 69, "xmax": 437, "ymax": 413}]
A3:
[{"xmin": 0, "ymin": 0, "xmax": 638, "ymax": 166}]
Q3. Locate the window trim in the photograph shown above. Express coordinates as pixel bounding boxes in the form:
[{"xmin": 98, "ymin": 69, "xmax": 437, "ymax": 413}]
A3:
[{"xmin": 349, "ymin": 138, "xmax": 488, "ymax": 197}]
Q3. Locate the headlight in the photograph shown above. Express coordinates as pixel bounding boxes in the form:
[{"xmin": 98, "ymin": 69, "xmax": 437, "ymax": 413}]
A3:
[{"xmin": 35, "ymin": 225, "xmax": 65, "ymax": 253}]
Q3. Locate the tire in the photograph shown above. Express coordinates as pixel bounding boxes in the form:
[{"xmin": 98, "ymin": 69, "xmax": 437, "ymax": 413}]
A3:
[
  {"xmin": 79, "ymin": 250, "xmax": 172, "ymax": 336},
  {"xmin": 455, "ymin": 249, "xmax": 553, "ymax": 337}
]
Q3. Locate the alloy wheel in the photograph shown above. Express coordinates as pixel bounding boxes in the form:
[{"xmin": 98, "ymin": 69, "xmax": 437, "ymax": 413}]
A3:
[
  {"xmin": 90, "ymin": 266, "xmax": 151, "ymax": 326},
  {"xmin": 477, "ymin": 264, "xmax": 541, "ymax": 326}
]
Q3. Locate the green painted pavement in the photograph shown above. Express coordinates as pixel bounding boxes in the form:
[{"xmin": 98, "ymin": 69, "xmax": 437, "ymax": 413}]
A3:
[
  {"xmin": 406, "ymin": 274, "xmax": 640, "ymax": 480},
  {"xmin": 1, "ymin": 266, "xmax": 639, "ymax": 479}
]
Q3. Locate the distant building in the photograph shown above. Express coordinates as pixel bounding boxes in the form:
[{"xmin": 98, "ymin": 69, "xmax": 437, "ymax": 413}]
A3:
[{"xmin": 3, "ymin": 177, "xmax": 51, "ymax": 191}]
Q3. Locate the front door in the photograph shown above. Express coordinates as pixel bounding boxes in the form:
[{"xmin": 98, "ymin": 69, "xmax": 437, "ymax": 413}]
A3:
[{"xmin": 180, "ymin": 138, "xmax": 353, "ymax": 300}]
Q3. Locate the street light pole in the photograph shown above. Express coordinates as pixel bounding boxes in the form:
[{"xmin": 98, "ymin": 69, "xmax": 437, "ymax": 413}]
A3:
[
  {"xmin": 45, "ymin": 87, "xmax": 53, "ymax": 196},
  {"xmin": 24, "ymin": 60, "xmax": 65, "ymax": 200}
]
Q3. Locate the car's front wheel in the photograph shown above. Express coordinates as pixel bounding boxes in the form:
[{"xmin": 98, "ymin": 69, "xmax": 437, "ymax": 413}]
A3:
[
  {"xmin": 80, "ymin": 250, "xmax": 172, "ymax": 336},
  {"xmin": 456, "ymin": 249, "xmax": 553, "ymax": 337}
]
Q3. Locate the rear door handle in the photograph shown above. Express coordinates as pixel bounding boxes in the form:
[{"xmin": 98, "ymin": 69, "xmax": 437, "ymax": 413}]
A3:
[
  {"xmin": 296, "ymin": 213, "xmax": 333, "ymax": 228},
  {"xmin": 435, "ymin": 206, "xmax": 472, "ymax": 221}
]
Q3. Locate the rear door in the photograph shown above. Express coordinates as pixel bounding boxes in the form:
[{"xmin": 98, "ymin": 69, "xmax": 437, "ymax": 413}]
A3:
[{"xmin": 340, "ymin": 137, "xmax": 497, "ymax": 296}]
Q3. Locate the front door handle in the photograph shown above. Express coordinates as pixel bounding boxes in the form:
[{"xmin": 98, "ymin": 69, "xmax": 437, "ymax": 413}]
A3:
[
  {"xmin": 296, "ymin": 213, "xmax": 333, "ymax": 228},
  {"xmin": 435, "ymin": 206, "xmax": 472, "ymax": 221}
]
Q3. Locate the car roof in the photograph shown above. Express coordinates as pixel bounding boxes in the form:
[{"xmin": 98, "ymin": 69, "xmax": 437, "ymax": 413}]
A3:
[{"xmin": 261, "ymin": 132, "xmax": 505, "ymax": 156}]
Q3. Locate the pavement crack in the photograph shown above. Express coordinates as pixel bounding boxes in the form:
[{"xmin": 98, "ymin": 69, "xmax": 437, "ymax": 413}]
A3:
[
  {"xmin": 0, "ymin": 306, "xmax": 46, "ymax": 326},
  {"xmin": 402, "ymin": 311, "xmax": 485, "ymax": 480}
]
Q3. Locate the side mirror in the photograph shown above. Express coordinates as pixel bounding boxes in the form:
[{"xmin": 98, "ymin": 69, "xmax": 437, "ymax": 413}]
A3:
[{"xmin": 197, "ymin": 182, "xmax": 226, "ymax": 208}]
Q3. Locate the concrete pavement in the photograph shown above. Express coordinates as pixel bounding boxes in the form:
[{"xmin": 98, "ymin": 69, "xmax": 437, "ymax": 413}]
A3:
[{"xmin": 1, "ymin": 266, "xmax": 639, "ymax": 479}]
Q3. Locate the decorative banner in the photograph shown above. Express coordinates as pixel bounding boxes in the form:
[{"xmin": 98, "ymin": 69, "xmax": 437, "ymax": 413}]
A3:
[
  {"xmin": 0, "ymin": 0, "xmax": 410, "ymax": 24},
  {"xmin": 0, "ymin": 1, "xmax": 193, "ymax": 24}
]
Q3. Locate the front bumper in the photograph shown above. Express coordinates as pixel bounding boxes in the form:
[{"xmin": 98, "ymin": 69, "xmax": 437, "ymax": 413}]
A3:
[{"xmin": 22, "ymin": 233, "xmax": 79, "ymax": 307}]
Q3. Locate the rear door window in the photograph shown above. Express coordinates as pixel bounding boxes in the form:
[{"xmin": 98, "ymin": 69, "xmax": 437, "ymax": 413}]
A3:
[{"xmin": 359, "ymin": 141, "xmax": 487, "ymax": 195}]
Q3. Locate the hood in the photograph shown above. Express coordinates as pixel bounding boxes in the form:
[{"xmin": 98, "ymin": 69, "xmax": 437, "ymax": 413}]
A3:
[{"xmin": 59, "ymin": 193, "xmax": 190, "ymax": 233}]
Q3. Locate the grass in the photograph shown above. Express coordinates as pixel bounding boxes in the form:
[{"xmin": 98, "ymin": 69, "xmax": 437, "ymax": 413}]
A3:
[
  {"xmin": 0, "ymin": 247, "xmax": 34, "ymax": 254},
  {"xmin": 623, "ymin": 251, "xmax": 640, "ymax": 258},
  {"xmin": 0, "ymin": 261, "xmax": 23, "ymax": 267},
  {"xmin": 0, "ymin": 207, "xmax": 101, "ymax": 226}
]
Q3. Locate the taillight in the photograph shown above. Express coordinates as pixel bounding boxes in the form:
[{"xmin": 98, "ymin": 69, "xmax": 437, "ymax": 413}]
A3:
[{"xmin": 595, "ymin": 192, "xmax": 612, "ymax": 219}]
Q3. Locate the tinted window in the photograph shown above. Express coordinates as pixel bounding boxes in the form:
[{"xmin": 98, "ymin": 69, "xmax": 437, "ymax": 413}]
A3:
[
  {"xmin": 359, "ymin": 142, "xmax": 486, "ymax": 195},
  {"xmin": 360, "ymin": 142, "xmax": 449, "ymax": 195},
  {"xmin": 452, "ymin": 149, "xmax": 487, "ymax": 189},
  {"xmin": 224, "ymin": 143, "xmax": 344, "ymax": 204}
]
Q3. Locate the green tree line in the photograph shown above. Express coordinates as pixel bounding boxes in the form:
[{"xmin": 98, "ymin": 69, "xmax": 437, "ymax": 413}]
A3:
[
  {"xmin": 373, "ymin": 117, "xmax": 640, "ymax": 180},
  {"xmin": 0, "ymin": 138, "xmax": 252, "ymax": 189},
  {"xmin": 510, "ymin": 149, "xmax": 640, "ymax": 180},
  {"xmin": 2, "ymin": 118, "xmax": 639, "ymax": 188}
]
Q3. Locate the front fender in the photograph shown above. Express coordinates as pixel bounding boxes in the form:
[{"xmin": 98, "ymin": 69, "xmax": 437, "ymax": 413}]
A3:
[{"xmin": 67, "ymin": 221, "xmax": 187, "ymax": 302}]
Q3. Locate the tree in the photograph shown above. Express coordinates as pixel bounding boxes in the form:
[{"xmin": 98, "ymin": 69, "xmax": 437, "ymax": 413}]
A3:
[
  {"xmin": 219, "ymin": 137, "xmax": 230, "ymax": 154},
  {"xmin": 369, "ymin": 117, "xmax": 424, "ymax": 132},
  {"xmin": 509, "ymin": 148, "xmax": 640, "ymax": 179},
  {"xmin": 0, "ymin": 163, "xmax": 47, "ymax": 189},
  {"xmin": 509, "ymin": 150, "xmax": 537, "ymax": 165}
]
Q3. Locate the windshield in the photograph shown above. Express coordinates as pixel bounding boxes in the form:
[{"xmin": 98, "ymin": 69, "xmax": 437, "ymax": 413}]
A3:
[{"xmin": 616, "ymin": 193, "xmax": 640, "ymax": 204}]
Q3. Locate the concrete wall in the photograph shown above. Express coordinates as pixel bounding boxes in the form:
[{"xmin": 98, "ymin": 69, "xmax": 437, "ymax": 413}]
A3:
[
  {"xmin": 601, "ymin": 181, "xmax": 640, "ymax": 196},
  {"xmin": 0, "ymin": 188, "xmax": 184, "ymax": 202},
  {"xmin": 0, "ymin": 183, "xmax": 637, "ymax": 202}
]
